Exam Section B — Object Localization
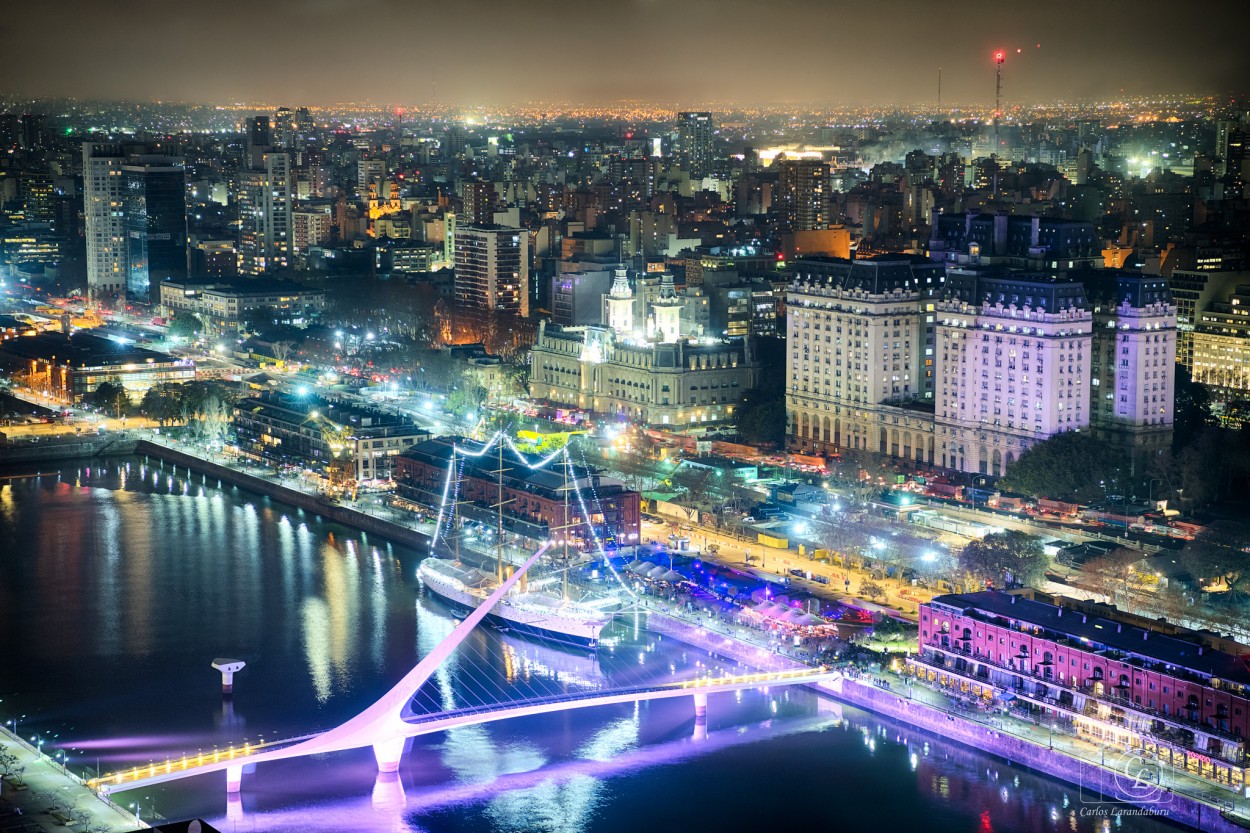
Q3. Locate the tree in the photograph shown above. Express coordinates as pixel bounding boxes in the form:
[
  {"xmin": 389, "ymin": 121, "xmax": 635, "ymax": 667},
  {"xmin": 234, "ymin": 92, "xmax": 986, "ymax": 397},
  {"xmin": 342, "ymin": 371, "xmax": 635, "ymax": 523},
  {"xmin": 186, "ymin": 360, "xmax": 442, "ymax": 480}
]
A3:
[
  {"xmin": 735, "ymin": 335, "xmax": 786, "ymax": 446},
  {"xmin": 446, "ymin": 380, "xmax": 487, "ymax": 420},
  {"xmin": 814, "ymin": 507, "xmax": 868, "ymax": 562},
  {"xmin": 859, "ymin": 580, "xmax": 886, "ymax": 602},
  {"xmin": 997, "ymin": 431, "xmax": 1129, "ymax": 504},
  {"xmin": 957, "ymin": 531, "xmax": 1049, "ymax": 589},
  {"xmin": 0, "ymin": 746, "xmax": 25, "ymax": 786},
  {"xmin": 167, "ymin": 311, "xmax": 202, "ymax": 339},
  {"xmin": 243, "ymin": 306, "xmax": 278, "ymax": 335},
  {"xmin": 669, "ymin": 464, "xmax": 717, "ymax": 512},
  {"xmin": 270, "ymin": 340, "xmax": 296, "ymax": 364},
  {"xmin": 1173, "ymin": 365, "xmax": 1216, "ymax": 448},
  {"xmin": 181, "ymin": 380, "xmax": 240, "ymax": 443},
  {"xmin": 1082, "ymin": 548, "xmax": 1146, "ymax": 606},
  {"xmin": 1178, "ymin": 521, "xmax": 1250, "ymax": 596},
  {"xmin": 89, "ymin": 381, "xmax": 130, "ymax": 418},
  {"xmin": 141, "ymin": 383, "xmax": 185, "ymax": 427},
  {"xmin": 736, "ymin": 390, "xmax": 786, "ymax": 447}
]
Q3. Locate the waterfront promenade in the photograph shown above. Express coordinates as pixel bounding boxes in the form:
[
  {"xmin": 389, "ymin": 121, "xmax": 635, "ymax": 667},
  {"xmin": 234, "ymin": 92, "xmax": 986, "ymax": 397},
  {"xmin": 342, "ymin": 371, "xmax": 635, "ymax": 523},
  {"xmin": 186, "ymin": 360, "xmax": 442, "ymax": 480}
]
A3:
[
  {"xmin": 0, "ymin": 725, "xmax": 143, "ymax": 832},
  {"xmin": 14, "ymin": 430, "xmax": 1250, "ymax": 831}
]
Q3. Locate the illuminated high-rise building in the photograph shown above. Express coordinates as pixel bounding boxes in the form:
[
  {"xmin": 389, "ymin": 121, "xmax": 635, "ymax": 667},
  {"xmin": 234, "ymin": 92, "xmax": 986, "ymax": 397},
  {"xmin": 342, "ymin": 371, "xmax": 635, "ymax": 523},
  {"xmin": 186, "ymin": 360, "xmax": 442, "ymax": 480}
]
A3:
[
  {"xmin": 237, "ymin": 152, "xmax": 292, "ymax": 276},
  {"xmin": 676, "ymin": 112, "xmax": 714, "ymax": 179},
  {"xmin": 123, "ymin": 156, "xmax": 188, "ymax": 302},
  {"xmin": 462, "ymin": 180, "xmax": 496, "ymax": 226},
  {"xmin": 83, "ymin": 142, "xmax": 130, "ymax": 299},
  {"xmin": 453, "ymin": 224, "xmax": 529, "ymax": 319},
  {"xmin": 775, "ymin": 158, "xmax": 830, "ymax": 232}
]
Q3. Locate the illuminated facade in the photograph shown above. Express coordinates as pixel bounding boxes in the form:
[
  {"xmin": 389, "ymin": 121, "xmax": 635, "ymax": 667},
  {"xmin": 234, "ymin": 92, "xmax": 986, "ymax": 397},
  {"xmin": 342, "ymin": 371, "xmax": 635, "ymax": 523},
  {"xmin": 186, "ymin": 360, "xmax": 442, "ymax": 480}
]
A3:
[
  {"xmin": 453, "ymin": 224, "xmax": 529, "ymax": 318},
  {"xmin": 159, "ymin": 278, "xmax": 326, "ymax": 330},
  {"xmin": 0, "ymin": 331, "xmax": 195, "ymax": 402},
  {"xmin": 531, "ymin": 320, "xmax": 757, "ymax": 426},
  {"xmin": 237, "ymin": 152, "xmax": 292, "ymax": 276},
  {"xmin": 123, "ymin": 156, "xmax": 188, "ymax": 303},
  {"xmin": 83, "ymin": 143, "xmax": 129, "ymax": 299},
  {"xmin": 934, "ymin": 268, "xmax": 1093, "ymax": 476},
  {"xmin": 1083, "ymin": 271, "xmax": 1175, "ymax": 457},
  {"xmin": 234, "ymin": 390, "xmax": 428, "ymax": 482},
  {"xmin": 1192, "ymin": 284, "xmax": 1250, "ymax": 395},
  {"xmin": 785, "ymin": 256, "xmax": 946, "ymax": 462},
  {"xmin": 913, "ymin": 591, "xmax": 1250, "ymax": 789}
]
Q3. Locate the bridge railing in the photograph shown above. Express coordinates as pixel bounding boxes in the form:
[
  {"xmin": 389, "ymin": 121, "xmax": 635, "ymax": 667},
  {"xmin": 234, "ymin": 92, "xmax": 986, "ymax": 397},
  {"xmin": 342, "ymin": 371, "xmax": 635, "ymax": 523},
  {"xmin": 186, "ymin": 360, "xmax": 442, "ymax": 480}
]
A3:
[{"xmin": 403, "ymin": 667, "xmax": 833, "ymax": 725}]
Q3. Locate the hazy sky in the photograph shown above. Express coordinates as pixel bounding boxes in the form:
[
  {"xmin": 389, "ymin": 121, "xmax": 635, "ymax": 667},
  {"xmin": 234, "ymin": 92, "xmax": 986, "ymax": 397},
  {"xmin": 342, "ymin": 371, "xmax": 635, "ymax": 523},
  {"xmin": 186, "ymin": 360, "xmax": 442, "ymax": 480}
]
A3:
[{"xmin": 2, "ymin": 0, "xmax": 1246, "ymax": 107}]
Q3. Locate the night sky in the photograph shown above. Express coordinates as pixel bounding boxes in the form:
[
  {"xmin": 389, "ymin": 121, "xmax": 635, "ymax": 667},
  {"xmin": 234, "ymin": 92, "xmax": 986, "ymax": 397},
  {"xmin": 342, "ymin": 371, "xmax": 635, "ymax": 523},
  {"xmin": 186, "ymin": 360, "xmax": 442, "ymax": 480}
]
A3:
[{"xmin": 2, "ymin": 0, "xmax": 1247, "ymax": 106}]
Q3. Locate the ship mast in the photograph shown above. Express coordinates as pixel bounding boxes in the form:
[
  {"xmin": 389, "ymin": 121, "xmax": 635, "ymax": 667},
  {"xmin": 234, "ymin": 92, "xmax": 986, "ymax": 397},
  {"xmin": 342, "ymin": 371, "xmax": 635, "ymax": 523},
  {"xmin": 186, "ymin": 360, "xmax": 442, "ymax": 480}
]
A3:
[
  {"xmin": 563, "ymin": 447, "xmax": 572, "ymax": 602},
  {"xmin": 450, "ymin": 446, "xmax": 461, "ymax": 566},
  {"xmin": 489, "ymin": 438, "xmax": 515, "ymax": 584}
]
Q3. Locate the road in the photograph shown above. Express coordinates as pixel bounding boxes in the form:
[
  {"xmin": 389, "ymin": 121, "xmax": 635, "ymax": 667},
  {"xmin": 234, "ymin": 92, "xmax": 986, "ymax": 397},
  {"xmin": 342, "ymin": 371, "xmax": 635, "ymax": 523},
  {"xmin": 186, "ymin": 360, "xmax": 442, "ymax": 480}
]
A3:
[{"xmin": 642, "ymin": 519, "xmax": 932, "ymax": 621}]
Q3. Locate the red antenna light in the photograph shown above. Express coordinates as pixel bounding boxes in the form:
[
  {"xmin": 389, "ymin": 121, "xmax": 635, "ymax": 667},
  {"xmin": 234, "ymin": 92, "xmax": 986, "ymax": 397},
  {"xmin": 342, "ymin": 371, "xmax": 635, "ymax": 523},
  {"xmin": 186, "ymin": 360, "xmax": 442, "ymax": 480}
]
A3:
[{"xmin": 994, "ymin": 50, "xmax": 1005, "ymax": 63}]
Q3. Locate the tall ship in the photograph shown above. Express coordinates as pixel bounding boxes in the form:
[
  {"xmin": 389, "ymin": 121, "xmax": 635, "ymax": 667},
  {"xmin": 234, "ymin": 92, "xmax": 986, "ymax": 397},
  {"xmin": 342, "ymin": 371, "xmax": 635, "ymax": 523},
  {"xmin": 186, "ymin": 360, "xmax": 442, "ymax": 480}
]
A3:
[{"xmin": 417, "ymin": 440, "xmax": 619, "ymax": 649}]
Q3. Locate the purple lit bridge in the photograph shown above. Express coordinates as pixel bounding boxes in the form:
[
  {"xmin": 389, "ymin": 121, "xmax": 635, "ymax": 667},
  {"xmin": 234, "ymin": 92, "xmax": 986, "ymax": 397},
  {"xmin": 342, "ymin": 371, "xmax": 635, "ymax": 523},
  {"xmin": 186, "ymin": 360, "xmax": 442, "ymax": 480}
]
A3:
[{"xmin": 90, "ymin": 542, "xmax": 840, "ymax": 797}]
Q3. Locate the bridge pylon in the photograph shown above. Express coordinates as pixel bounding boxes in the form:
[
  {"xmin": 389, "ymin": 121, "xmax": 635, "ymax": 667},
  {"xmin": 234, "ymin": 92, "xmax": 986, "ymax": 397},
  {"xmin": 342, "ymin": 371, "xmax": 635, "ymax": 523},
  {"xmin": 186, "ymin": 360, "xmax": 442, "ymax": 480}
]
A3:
[{"xmin": 373, "ymin": 738, "xmax": 406, "ymax": 773}]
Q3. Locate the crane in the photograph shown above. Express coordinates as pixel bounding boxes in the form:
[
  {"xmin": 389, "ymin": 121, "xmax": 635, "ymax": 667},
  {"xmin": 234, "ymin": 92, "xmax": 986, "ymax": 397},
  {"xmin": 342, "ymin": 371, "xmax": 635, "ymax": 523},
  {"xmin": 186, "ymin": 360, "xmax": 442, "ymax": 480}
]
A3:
[{"xmin": 304, "ymin": 409, "xmax": 358, "ymax": 500}]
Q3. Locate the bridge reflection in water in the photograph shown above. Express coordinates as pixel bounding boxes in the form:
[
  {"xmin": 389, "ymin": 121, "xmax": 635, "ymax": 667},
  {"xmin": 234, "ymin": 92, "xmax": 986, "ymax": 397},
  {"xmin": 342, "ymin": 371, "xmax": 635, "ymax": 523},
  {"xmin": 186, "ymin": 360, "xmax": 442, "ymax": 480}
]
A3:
[{"xmin": 91, "ymin": 541, "xmax": 838, "ymax": 801}]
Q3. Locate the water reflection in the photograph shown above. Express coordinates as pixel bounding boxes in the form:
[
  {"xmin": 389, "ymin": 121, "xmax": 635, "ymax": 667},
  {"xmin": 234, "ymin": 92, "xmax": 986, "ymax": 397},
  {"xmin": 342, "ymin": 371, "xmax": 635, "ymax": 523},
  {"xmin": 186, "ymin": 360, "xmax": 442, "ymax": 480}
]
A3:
[{"xmin": 0, "ymin": 460, "xmax": 1189, "ymax": 833}]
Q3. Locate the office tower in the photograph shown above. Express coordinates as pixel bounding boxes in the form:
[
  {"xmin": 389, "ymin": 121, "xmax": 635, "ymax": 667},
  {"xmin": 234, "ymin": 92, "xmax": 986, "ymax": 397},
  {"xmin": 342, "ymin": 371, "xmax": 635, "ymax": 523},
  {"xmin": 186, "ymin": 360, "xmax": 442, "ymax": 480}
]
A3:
[
  {"xmin": 123, "ymin": 156, "xmax": 188, "ymax": 303},
  {"xmin": 83, "ymin": 142, "xmax": 130, "ymax": 299},
  {"xmin": 462, "ymin": 180, "xmax": 496, "ymax": 225},
  {"xmin": 20, "ymin": 114, "xmax": 44, "ymax": 152},
  {"xmin": 246, "ymin": 116, "xmax": 271, "ymax": 169},
  {"xmin": 238, "ymin": 152, "xmax": 292, "ymax": 275},
  {"xmin": 935, "ymin": 152, "xmax": 966, "ymax": 195},
  {"xmin": 1215, "ymin": 119, "xmax": 1237, "ymax": 178},
  {"xmin": 676, "ymin": 112, "xmax": 714, "ymax": 179},
  {"xmin": 294, "ymin": 107, "xmax": 314, "ymax": 141},
  {"xmin": 20, "ymin": 172, "xmax": 56, "ymax": 223},
  {"xmin": 453, "ymin": 225, "xmax": 529, "ymax": 319},
  {"xmin": 775, "ymin": 158, "xmax": 830, "ymax": 231}
]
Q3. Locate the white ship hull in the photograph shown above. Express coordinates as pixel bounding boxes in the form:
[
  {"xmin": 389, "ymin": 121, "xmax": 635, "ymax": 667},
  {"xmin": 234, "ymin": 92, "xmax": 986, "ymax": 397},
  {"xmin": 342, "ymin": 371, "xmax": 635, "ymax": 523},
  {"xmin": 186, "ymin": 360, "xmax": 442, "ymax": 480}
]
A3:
[{"xmin": 417, "ymin": 558, "xmax": 609, "ymax": 649}]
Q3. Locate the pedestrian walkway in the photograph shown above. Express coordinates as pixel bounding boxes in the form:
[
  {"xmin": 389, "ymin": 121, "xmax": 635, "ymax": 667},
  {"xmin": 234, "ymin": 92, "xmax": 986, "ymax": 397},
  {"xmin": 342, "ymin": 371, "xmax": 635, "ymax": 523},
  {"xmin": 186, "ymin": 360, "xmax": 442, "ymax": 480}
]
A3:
[
  {"xmin": 0, "ymin": 727, "xmax": 142, "ymax": 831},
  {"xmin": 866, "ymin": 665, "xmax": 1250, "ymax": 821}
]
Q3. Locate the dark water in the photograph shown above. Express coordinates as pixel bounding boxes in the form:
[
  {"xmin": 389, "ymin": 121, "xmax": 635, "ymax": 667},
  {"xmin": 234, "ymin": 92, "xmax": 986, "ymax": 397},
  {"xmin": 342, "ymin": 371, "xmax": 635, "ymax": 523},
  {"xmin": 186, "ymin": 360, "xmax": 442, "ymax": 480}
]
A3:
[{"xmin": 0, "ymin": 458, "xmax": 1186, "ymax": 832}]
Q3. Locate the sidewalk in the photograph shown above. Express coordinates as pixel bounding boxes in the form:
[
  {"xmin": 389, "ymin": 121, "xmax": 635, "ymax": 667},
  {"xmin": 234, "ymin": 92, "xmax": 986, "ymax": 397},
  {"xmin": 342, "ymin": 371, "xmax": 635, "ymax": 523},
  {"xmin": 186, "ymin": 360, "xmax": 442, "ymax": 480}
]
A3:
[
  {"xmin": 0, "ymin": 726, "xmax": 143, "ymax": 832},
  {"xmin": 866, "ymin": 665, "xmax": 1249, "ymax": 820}
]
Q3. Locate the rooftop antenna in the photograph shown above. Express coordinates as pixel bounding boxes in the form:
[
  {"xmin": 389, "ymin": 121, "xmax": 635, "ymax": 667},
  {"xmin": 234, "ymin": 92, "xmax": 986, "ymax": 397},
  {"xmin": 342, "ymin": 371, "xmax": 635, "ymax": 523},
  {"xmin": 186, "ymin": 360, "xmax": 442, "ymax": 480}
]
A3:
[
  {"xmin": 993, "ymin": 50, "xmax": 1005, "ymax": 198},
  {"xmin": 938, "ymin": 67, "xmax": 942, "ymax": 111}
]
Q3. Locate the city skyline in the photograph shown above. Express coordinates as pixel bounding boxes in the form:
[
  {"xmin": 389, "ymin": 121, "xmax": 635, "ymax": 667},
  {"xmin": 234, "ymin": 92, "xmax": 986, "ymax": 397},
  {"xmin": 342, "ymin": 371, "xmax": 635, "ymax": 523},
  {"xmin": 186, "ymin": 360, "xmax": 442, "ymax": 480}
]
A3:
[{"xmin": 1, "ymin": 0, "xmax": 1247, "ymax": 107}]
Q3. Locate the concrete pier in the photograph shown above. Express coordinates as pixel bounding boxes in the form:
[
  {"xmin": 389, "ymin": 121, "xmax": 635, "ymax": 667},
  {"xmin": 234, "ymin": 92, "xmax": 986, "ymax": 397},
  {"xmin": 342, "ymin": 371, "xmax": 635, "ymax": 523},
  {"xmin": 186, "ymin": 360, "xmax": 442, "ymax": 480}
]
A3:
[{"xmin": 211, "ymin": 659, "xmax": 245, "ymax": 694}]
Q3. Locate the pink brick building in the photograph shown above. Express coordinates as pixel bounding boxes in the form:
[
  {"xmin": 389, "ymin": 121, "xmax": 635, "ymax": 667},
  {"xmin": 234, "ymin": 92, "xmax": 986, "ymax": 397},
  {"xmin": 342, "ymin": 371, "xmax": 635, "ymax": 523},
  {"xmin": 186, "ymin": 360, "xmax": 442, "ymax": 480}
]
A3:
[{"xmin": 912, "ymin": 591, "xmax": 1250, "ymax": 791}]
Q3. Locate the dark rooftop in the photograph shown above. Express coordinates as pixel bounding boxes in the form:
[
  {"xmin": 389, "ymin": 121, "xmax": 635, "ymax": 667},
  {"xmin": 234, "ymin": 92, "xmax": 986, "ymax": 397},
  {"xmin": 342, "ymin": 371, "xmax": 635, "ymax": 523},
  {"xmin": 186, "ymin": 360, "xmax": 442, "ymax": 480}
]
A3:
[
  {"xmin": 930, "ymin": 590, "xmax": 1250, "ymax": 686},
  {"xmin": 0, "ymin": 331, "xmax": 186, "ymax": 368}
]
